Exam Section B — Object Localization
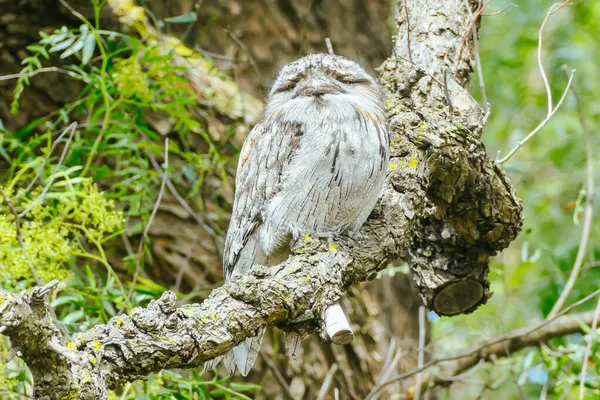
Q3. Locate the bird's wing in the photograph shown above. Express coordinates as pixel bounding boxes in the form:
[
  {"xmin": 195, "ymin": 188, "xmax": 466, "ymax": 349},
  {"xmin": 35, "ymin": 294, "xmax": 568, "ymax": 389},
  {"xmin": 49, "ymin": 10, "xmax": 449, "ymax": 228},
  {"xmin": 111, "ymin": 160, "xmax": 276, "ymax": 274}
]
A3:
[{"xmin": 223, "ymin": 118, "xmax": 303, "ymax": 280}]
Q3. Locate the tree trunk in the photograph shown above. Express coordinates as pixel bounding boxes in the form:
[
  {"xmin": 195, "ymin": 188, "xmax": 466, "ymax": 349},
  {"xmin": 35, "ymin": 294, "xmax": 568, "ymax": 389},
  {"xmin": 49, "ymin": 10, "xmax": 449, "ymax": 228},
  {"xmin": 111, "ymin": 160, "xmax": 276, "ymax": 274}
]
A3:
[{"xmin": 1, "ymin": 1, "xmax": 424, "ymax": 398}]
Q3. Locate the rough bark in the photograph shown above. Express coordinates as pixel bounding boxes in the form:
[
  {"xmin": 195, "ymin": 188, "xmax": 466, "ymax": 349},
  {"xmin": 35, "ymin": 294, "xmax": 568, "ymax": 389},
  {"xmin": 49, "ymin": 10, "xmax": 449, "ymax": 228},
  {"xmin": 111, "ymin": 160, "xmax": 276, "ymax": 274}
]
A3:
[{"xmin": 0, "ymin": 0, "xmax": 523, "ymax": 398}]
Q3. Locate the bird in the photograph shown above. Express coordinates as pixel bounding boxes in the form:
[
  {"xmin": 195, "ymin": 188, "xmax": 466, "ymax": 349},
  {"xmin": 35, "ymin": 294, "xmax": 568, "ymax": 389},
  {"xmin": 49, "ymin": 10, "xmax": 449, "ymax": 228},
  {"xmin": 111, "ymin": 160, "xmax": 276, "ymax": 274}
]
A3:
[{"xmin": 216, "ymin": 53, "xmax": 389, "ymax": 376}]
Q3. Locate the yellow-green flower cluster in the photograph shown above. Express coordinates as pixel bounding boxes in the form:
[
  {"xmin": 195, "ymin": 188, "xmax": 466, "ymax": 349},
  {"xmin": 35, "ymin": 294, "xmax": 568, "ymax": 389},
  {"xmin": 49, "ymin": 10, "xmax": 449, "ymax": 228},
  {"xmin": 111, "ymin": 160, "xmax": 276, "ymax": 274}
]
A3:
[
  {"xmin": 0, "ymin": 178, "xmax": 124, "ymax": 286},
  {"xmin": 112, "ymin": 56, "xmax": 153, "ymax": 104}
]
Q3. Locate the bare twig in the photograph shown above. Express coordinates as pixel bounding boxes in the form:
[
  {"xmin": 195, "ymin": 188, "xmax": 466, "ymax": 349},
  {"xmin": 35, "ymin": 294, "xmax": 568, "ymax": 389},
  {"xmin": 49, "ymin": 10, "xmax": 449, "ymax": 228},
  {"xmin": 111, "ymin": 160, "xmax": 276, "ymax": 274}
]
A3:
[
  {"xmin": 325, "ymin": 38, "xmax": 335, "ymax": 56},
  {"xmin": 225, "ymin": 28, "xmax": 262, "ymax": 90},
  {"xmin": 496, "ymin": 1, "xmax": 573, "ymax": 164},
  {"xmin": 464, "ymin": 0, "xmax": 488, "ymax": 112},
  {"xmin": 547, "ymin": 69, "xmax": 594, "ymax": 318},
  {"xmin": 414, "ymin": 306, "xmax": 426, "ymax": 399},
  {"xmin": 540, "ymin": 1, "xmax": 572, "ymax": 115},
  {"xmin": 260, "ymin": 351, "xmax": 298, "ymax": 400},
  {"xmin": 18, "ymin": 122, "xmax": 77, "ymax": 218},
  {"xmin": 119, "ymin": 138, "xmax": 169, "ymax": 314},
  {"xmin": 443, "ymin": 68, "xmax": 454, "ymax": 112},
  {"xmin": 455, "ymin": 0, "xmax": 490, "ymax": 77},
  {"xmin": 317, "ymin": 362, "xmax": 339, "ymax": 400},
  {"xmin": 8, "ymin": 125, "xmax": 75, "ymax": 202},
  {"xmin": 541, "ymin": 378, "xmax": 549, "ymax": 400},
  {"xmin": 366, "ymin": 287, "xmax": 600, "ymax": 399},
  {"xmin": 580, "ymin": 297, "xmax": 600, "ymax": 399},
  {"xmin": 368, "ymin": 347, "xmax": 404, "ymax": 400},
  {"xmin": 402, "ymin": 0, "xmax": 413, "ymax": 63},
  {"xmin": 482, "ymin": 4, "xmax": 518, "ymax": 17},
  {"xmin": 147, "ymin": 153, "xmax": 221, "ymax": 241},
  {"xmin": 376, "ymin": 338, "xmax": 397, "ymax": 384},
  {"xmin": 0, "ymin": 67, "xmax": 83, "ymax": 83}
]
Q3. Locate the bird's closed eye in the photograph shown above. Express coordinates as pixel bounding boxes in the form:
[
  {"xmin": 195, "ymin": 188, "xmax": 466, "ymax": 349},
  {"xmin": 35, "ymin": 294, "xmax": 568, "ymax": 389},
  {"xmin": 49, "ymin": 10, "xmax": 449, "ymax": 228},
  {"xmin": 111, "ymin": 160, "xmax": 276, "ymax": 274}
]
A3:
[
  {"xmin": 336, "ymin": 76, "xmax": 369, "ymax": 85},
  {"xmin": 275, "ymin": 81, "xmax": 297, "ymax": 93}
]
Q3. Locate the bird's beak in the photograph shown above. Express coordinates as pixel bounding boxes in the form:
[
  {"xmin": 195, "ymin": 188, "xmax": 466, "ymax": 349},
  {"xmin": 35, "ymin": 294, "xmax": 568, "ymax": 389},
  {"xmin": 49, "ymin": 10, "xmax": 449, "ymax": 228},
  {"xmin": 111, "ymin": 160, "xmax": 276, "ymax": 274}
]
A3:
[{"xmin": 293, "ymin": 76, "xmax": 345, "ymax": 98}]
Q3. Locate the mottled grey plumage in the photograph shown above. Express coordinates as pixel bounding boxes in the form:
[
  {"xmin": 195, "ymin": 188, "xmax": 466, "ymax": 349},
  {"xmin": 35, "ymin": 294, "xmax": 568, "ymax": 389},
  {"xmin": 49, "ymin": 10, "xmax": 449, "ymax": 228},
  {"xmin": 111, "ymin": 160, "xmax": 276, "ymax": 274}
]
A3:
[{"xmin": 219, "ymin": 53, "xmax": 389, "ymax": 376}]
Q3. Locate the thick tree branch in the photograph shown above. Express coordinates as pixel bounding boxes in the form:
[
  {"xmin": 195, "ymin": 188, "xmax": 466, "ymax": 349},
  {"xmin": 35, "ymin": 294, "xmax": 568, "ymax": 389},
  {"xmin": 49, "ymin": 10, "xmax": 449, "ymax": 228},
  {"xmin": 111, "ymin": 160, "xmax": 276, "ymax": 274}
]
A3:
[{"xmin": 0, "ymin": 246, "xmax": 354, "ymax": 399}]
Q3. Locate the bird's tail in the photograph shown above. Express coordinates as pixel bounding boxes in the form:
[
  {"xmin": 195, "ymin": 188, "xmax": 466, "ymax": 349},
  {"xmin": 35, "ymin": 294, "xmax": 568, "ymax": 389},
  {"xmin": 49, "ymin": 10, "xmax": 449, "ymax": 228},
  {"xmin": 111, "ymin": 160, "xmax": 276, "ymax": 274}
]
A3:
[{"xmin": 225, "ymin": 328, "xmax": 266, "ymax": 376}]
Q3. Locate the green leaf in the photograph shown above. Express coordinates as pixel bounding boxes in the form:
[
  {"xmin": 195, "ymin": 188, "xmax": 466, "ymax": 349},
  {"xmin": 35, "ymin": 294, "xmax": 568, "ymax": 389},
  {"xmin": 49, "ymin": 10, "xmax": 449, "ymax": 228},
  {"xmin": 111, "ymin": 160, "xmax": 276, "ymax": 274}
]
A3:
[
  {"xmin": 49, "ymin": 36, "xmax": 76, "ymax": 53},
  {"xmin": 163, "ymin": 12, "xmax": 198, "ymax": 24},
  {"xmin": 102, "ymin": 299, "xmax": 117, "ymax": 317},
  {"xmin": 50, "ymin": 295, "xmax": 82, "ymax": 308},
  {"xmin": 63, "ymin": 309, "xmax": 85, "ymax": 324},
  {"xmin": 26, "ymin": 45, "xmax": 50, "ymax": 59},
  {"xmin": 60, "ymin": 35, "xmax": 87, "ymax": 59},
  {"xmin": 86, "ymin": 265, "xmax": 97, "ymax": 288},
  {"xmin": 81, "ymin": 34, "xmax": 96, "ymax": 65},
  {"xmin": 230, "ymin": 382, "xmax": 261, "ymax": 392},
  {"xmin": 40, "ymin": 32, "xmax": 68, "ymax": 45}
]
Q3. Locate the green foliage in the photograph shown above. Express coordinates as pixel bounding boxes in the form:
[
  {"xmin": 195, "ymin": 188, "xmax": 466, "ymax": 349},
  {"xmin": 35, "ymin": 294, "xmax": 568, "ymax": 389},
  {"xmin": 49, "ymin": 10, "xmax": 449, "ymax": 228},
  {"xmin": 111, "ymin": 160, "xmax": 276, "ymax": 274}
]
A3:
[
  {"xmin": 0, "ymin": 176, "xmax": 124, "ymax": 286},
  {"xmin": 0, "ymin": 0, "xmax": 239, "ymax": 398}
]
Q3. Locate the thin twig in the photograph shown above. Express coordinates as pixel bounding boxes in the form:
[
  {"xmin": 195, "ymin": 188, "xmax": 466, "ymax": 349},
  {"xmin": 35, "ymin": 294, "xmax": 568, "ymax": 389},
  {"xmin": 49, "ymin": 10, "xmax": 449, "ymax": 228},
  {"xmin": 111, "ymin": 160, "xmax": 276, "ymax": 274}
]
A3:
[
  {"xmin": 317, "ymin": 362, "xmax": 339, "ymax": 400},
  {"xmin": 260, "ymin": 351, "xmax": 298, "ymax": 400},
  {"xmin": 580, "ymin": 297, "xmax": 600, "ymax": 399},
  {"xmin": 403, "ymin": 0, "xmax": 413, "ymax": 63},
  {"xmin": 539, "ymin": 1, "xmax": 572, "ymax": 115},
  {"xmin": 482, "ymin": 4, "xmax": 518, "ymax": 17},
  {"xmin": 18, "ymin": 122, "xmax": 77, "ymax": 218},
  {"xmin": 541, "ymin": 377, "xmax": 549, "ymax": 400},
  {"xmin": 366, "ymin": 287, "xmax": 600, "ymax": 398},
  {"xmin": 147, "ymin": 153, "xmax": 221, "ymax": 241},
  {"xmin": 9, "ymin": 125, "xmax": 75, "ymax": 202},
  {"xmin": 325, "ymin": 38, "xmax": 335, "ymax": 56},
  {"xmin": 496, "ymin": 70, "xmax": 574, "ymax": 164},
  {"xmin": 0, "ymin": 67, "xmax": 82, "ymax": 83},
  {"xmin": 375, "ymin": 338, "xmax": 396, "ymax": 385},
  {"xmin": 119, "ymin": 138, "xmax": 169, "ymax": 314},
  {"xmin": 368, "ymin": 348, "xmax": 404, "ymax": 400},
  {"xmin": 58, "ymin": 0, "xmax": 86, "ymax": 21},
  {"xmin": 496, "ymin": 1, "xmax": 573, "ymax": 164},
  {"xmin": 414, "ymin": 306, "xmax": 426, "ymax": 400},
  {"xmin": 547, "ymin": 69, "xmax": 594, "ymax": 318},
  {"xmin": 455, "ymin": 1, "xmax": 490, "ymax": 77},
  {"xmin": 443, "ymin": 68, "xmax": 454, "ymax": 112},
  {"xmin": 225, "ymin": 28, "xmax": 262, "ymax": 91},
  {"xmin": 464, "ymin": 0, "xmax": 488, "ymax": 112}
]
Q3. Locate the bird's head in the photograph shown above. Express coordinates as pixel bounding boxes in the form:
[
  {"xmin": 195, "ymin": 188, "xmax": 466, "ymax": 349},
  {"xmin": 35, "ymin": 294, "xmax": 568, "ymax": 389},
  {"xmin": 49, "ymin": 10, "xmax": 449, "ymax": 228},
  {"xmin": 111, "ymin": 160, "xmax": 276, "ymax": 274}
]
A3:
[{"xmin": 265, "ymin": 54, "xmax": 382, "ymax": 116}]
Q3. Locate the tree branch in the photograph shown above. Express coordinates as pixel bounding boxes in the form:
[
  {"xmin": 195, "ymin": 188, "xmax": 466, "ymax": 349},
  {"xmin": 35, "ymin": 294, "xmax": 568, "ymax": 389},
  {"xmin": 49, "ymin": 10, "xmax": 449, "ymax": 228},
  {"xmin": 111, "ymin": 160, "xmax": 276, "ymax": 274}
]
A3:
[
  {"xmin": 366, "ymin": 287, "xmax": 600, "ymax": 398},
  {"xmin": 0, "ymin": 246, "xmax": 352, "ymax": 399},
  {"xmin": 367, "ymin": 308, "xmax": 599, "ymax": 399}
]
